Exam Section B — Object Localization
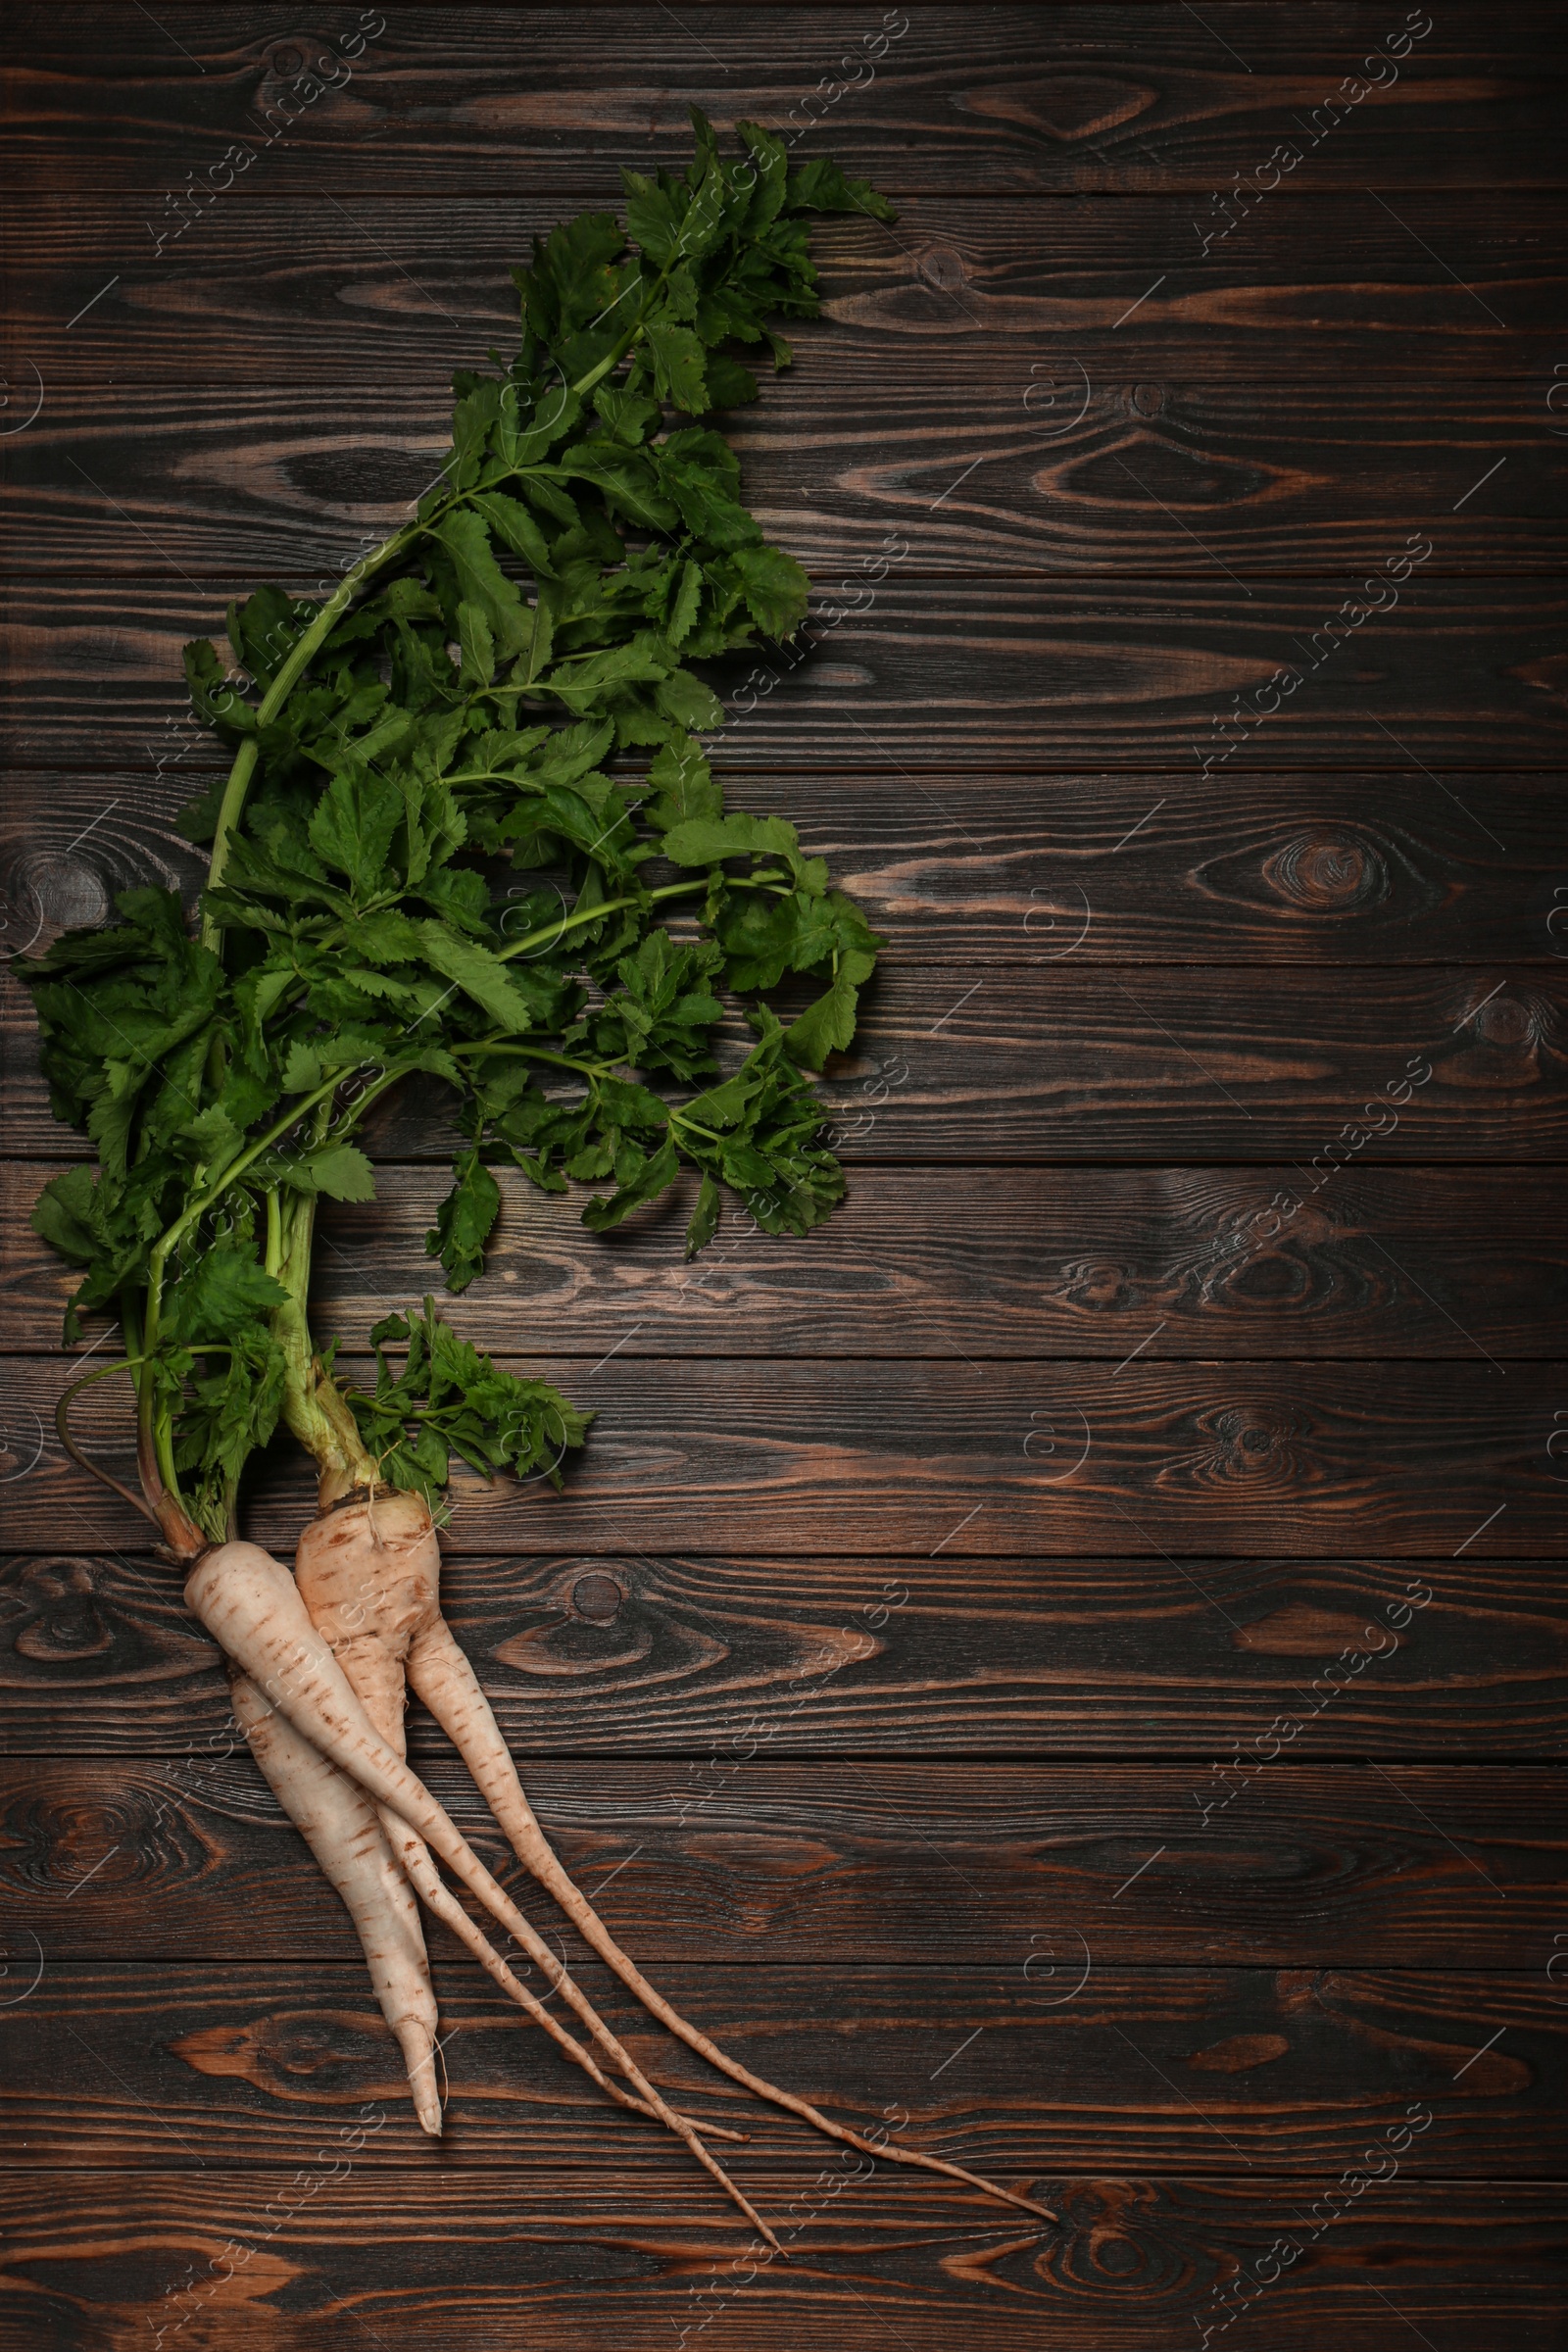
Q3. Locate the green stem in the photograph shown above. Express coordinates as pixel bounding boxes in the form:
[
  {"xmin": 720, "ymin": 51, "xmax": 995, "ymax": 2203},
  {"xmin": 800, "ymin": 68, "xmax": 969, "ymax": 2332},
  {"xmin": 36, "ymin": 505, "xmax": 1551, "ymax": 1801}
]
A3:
[
  {"xmin": 666, "ymin": 1108, "xmax": 727, "ymax": 1147},
  {"xmin": 270, "ymin": 1190, "xmax": 378, "ymax": 1507},
  {"xmin": 495, "ymin": 872, "xmax": 786, "ymax": 965},
  {"xmin": 449, "ymin": 1043, "xmax": 613, "ymax": 1077},
  {"xmin": 567, "ymin": 272, "xmax": 666, "ymax": 402},
  {"xmin": 148, "ymin": 1068, "xmax": 350, "ymax": 1301},
  {"xmin": 199, "ymin": 518, "xmax": 426, "ymax": 954},
  {"xmin": 55, "ymin": 1355, "xmax": 165, "ymax": 1539},
  {"xmin": 497, "ymin": 878, "xmax": 706, "ymax": 963}
]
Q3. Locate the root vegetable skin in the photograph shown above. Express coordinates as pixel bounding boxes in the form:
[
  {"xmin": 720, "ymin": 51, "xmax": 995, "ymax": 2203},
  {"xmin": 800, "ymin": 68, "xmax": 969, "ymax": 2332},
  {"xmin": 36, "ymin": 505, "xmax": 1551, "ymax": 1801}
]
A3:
[
  {"xmin": 293, "ymin": 1497, "xmax": 1056, "ymax": 2225},
  {"xmin": 227, "ymin": 1665, "xmax": 442, "ymax": 2135}
]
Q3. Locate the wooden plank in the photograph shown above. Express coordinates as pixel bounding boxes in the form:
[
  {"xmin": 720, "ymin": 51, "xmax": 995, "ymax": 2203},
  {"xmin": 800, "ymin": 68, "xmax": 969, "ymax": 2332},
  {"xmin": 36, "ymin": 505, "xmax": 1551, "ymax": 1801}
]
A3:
[
  {"xmin": 6, "ymin": 193, "xmax": 1563, "ymax": 392},
  {"xmin": 1, "ymin": 1353, "xmax": 1558, "ymax": 1556},
  {"xmin": 6, "ymin": 578, "xmax": 1566, "ymax": 771},
  {"xmin": 4, "ymin": 8, "xmax": 1564, "ymax": 197},
  {"xmin": 7, "ymin": 379, "xmax": 1567, "ymax": 578},
  {"xmin": 2, "ymin": 1962, "xmax": 1559, "ymax": 2175},
  {"xmin": 0, "ymin": 2171, "xmax": 1557, "ymax": 2352},
  {"xmin": 9, "ymin": 1161, "xmax": 1567, "ymax": 1363},
  {"xmin": 2, "ymin": 768, "xmax": 1554, "ymax": 969},
  {"xmin": 9, "ymin": 958, "xmax": 1566, "ymax": 1164},
  {"xmin": 6, "ymin": 1549, "xmax": 1562, "ymax": 1758},
  {"xmin": 0, "ymin": 1768, "xmax": 1551, "ymax": 1966},
  {"xmin": 0, "ymin": 1761, "xmax": 1554, "ymax": 1965}
]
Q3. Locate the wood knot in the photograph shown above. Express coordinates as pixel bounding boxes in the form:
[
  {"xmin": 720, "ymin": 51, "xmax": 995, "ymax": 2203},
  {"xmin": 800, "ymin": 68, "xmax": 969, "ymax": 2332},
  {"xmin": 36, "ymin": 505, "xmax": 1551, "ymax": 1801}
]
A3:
[
  {"xmin": 918, "ymin": 244, "xmax": 967, "ymax": 292},
  {"xmin": 1182, "ymin": 1402, "xmax": 1302, "ymax": 1491},
  {"xmin": 1258, "ymin": 829, "xmax": 1387, "ymax": 915},
  {"xmin": 1471, "ymin": 994, "xmax": 1531, "ymax": 1044},
  {"xmin": 12, "ymin": 1559, "xmax": 113, "ymax": 1661},
  {"xmin": 1055, "ymin": 1256, "xmax": 1140, "ymax": 1312},
  {"xmin": 1, "ymin": 849, "xmax": 110, "ymax": 956},
  {"xmin": 572, "ymin": 1572, "xmax": 623, "ymax": 1623}
]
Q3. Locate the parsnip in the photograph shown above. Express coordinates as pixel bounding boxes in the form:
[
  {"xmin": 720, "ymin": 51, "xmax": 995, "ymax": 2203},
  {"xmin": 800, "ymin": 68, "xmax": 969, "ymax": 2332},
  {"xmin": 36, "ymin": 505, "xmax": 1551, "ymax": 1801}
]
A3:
[
  {"xmin": 187, "ymin": 1538, "xmax": 777, "ymax": 2243},
  {"xmin": 294, "ymin": 1492, "xmax": 1056, "ymax": 2223},
  {"xmin": 227, "ymin": 1664, "xmax": 443, "ymax": 2134}
]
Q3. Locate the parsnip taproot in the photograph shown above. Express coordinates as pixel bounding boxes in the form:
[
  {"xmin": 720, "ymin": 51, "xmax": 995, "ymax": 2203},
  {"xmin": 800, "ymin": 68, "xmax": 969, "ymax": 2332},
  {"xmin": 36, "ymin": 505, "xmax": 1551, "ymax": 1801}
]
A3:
[
  {"xmin": 227, "ymin": 1664, "xmax": 443, "ymax": 2134},
  {"xmin": 187, "ymin": 1537, "xmax": 775, "ymax": 2239},
  {"xmin": 294, "ymin": 1491, "xmax": 1056, "ymax": 2223}
]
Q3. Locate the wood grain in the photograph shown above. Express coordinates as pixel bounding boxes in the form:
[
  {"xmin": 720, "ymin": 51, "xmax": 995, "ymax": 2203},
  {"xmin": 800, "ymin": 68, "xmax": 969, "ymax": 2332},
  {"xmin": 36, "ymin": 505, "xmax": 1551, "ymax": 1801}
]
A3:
[
  {"xmin": 3, "ymin": 1963, "xmax": 1560, "ymax": 2174},
  {"xmin": 4, "ymin": 8, "xmax": 1564, "ymax": 195},
  {"xmin": 2, "ymin": 767, "xmax": 1554, "ymax": 968},
  {"xmin": 9, "ymin": 957, "xmax": 1565, "ymax": 1163},
  {"xmin": 0, "ymin": 1761, "xmax": 1553, "ymax": 1964},
  {"xmin": 8, "ymin": 194, "xmax": 1564, "ymax": 392},
  {"xmin": 7, "ymin": 379, "xmax": 1566, "ymax": 578},
  {"xmin": 6, "ymin": 577, "xmax": 1566, "ymax": 771},
  {"xmin": 0, "ymin": 2170, "xmax": 1557, "ymax": 2352},
  {"xmin": 6, "ymin": 1550, "xmax": 1562, "ymax": 1757},
  {"xmin": 1, "ymin": 1353, "xmax": 1559, "ymax": 1557},
  {"xmin": 9, "ymin": 1161, "xmax": 1566, "ymax": 1362}
]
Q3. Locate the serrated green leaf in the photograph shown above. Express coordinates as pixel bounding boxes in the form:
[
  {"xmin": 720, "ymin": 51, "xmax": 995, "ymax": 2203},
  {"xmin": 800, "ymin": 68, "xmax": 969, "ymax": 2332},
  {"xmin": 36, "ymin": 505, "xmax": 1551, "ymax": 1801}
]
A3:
[
  {"xmin": 646, "ymin": 735, "xmax": 722, "ymax": 831},
  {"xmin": 666, "ymin": 559, "xmax": 704, "ymax": 649},
  {"xmin": 655, "ymin": 667, "xmax": 725, "ymax": 731},
  {"xmin": 684, "ymin": 1171, "xmax": 721, "ymax": 1257},
  {"xmin": 663, "ymin": 811, "xmax": 800, "ymax": 867},
  {"xmin": 183, "ymin": 638, "xmax": 254, "ymax": 736},
  {"xmin": 166, "ymin": 1249, "xmax": 289, "ymax": 1347},
  {"xmin": 787, "ymin": 158, "xmax": 898, "ymax": 221},
  {"xmin": 473, "ymin": 490, "xmax": 556, "ymax": 577},
  {"xmin": 731, "ymin": 541, "xmax": 810, "ymax": 637},
  {"xmin": 426, "ymin": 1147, "xmax": 502, "ymax": 1290},
  {"xmin": 783, "ymin": 969, "xmax": 861, "ymax": 1069},
  {"xmin": 416, "ymin": 921, "xmax": 537, "ymax": 1030},
  {"xmin": 31, "ymin": 1165, "xmax": 99, "ymax": 1263},
  {"xmin": 301, "ymin": 1143, "xmax": 377, "ymax": 1202},
  {"xmin": 622, "ymin": 173, "xmax": 687, "ymax": 267},
  {"xmin": 702, "ymin": 353, "xmax": 760, "ymax": 410},
  {"xmin": 581, "ymin": 1140, "xmax": 680, "ymax": 1232},
  {"xmin": 309, "ymin": 767, "xmax": 405, "ymax": 896},
  {"xmin": 434, "ymin": 509, "xmax": 530, "ymax": 659},
  {"xmin": 644, "ymin": 318, "xmax": 709, "ymax": 414},
  {"xmin": 457, "ymin": 600, "xmax": 497, "ymax": 686}
]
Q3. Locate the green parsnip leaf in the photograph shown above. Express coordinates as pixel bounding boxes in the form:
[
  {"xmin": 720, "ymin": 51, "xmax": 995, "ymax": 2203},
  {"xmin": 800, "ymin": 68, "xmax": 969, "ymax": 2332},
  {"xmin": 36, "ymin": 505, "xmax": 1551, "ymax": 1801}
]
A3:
[{"xmin": 427, "ymin": 1148, "xmax": 503, "ymax": 1291}]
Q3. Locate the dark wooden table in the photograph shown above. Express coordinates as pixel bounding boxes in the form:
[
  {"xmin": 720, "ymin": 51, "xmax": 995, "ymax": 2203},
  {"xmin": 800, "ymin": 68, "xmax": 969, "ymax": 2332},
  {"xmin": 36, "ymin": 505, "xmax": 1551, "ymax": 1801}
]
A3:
[{"xmin": 2, "ymin": 8, "xmax": 1565, "ymax": 2345}]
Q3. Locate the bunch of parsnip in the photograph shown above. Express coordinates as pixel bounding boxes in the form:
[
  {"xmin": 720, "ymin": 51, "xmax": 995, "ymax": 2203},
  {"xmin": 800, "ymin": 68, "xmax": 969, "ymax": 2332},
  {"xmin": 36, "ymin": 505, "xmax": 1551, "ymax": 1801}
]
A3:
[{"xmin": 23, "ymin": 118, "xmax": 1050, "ymax": 2236}]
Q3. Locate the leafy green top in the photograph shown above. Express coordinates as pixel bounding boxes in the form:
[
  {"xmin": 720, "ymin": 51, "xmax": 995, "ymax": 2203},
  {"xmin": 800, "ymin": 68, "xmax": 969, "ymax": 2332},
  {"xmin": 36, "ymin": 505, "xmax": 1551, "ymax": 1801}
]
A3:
[{"xmin": 21, "ymin": 118, "xmax": 893, "ymax": 1547}]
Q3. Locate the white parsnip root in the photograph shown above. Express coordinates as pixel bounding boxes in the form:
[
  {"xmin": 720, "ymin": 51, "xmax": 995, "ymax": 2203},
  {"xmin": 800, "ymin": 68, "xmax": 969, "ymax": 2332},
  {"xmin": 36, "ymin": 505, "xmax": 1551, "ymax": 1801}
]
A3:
[
  {"xmin": 187, "ymin": 1539, "xmax": 775, "ymax": 2245},
  {"xmin": 291, "ymin": 1493, "xmax": 1056, "ymax": 2226},
  {"xmin": 227, "ymin": 1664, "xmax": 443, "ymax": 2135}
]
